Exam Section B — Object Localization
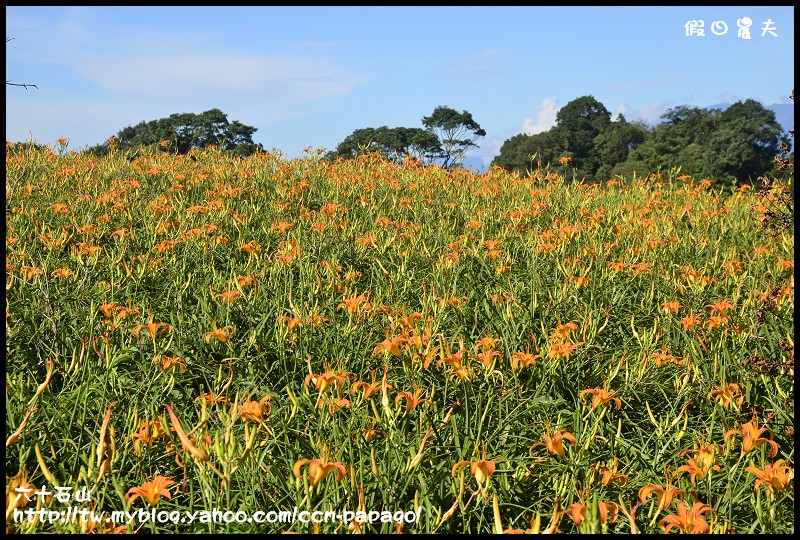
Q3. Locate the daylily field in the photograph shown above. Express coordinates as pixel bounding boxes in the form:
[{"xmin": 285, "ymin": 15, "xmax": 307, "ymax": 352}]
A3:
[{"xmin": 5, "ymin": 141, "xmax": 794, "ymax": 533}]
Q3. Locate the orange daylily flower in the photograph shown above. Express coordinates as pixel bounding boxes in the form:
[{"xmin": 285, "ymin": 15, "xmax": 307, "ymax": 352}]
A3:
[
  {"xmin": 372, "ymin": 335, "xmax": 405, "ymax": 357},
  {"xmin": 20, "ymin": 266, "xmax": 45, "ymax": 280},
  {"xmin": 707, "ymin": 383, "xmax": 744, "ymax": 408},
  {"xmin": 48, "ymin": 203, "xmax": 70, "ymax": 215},
  {"xmin": 239, "ymin": 240, "xmax": 262, "ymax": 256},
  {"xmin": 338, "ymin": 294, "xmax": 369, "ymax": 316},
  {"xmin": 532, "ymin": 429, "xmax": 576, "ymax": 460},
  {"xmin": 51, "ymin": 268, "xmax": 74, "ymax": 279},
  {"xmin": 745, "ymin": 459, "xmax": 794, "ymax": 495},
  {"xmin": 195, "ymin": 391, "xmax": 228, "ymax": 406},
  {"xmin": 351, "ymin": 379, "xmax": 391, "ymax": 403},
  {"xmin": 293, "ymin": 454, "xmax": 347, "ymax": 488},
  {"xmin": 706, "ymin": 299, "xmax": 734, "ymax": 316},
  {"xmin": 216, "ymin": 290, "xmax": 243, "ymax": 304},
  {"xmin": 439, "ymin": 346, "xmax": 474, "ymax": 381},
  {"xmin": 132, "ymin": 321, "xmax": 171, "ymax": 340},
  {"xmin": 239, "ymin": 396, "xmax": 274, "ymax": 423},
  {"xmin": 125, "ymin": 475, "xmax": 176, "ymax": 507},
  {"xmin": 650, "ymin": 349, "xmax": 685, "ymax": 367},
  {"xmin": 6, "ymin": 467, "xmax": 35, "ymax": 514},
  {"xmin": 394, "ymin": 311, "xmax": 423, "ymax": 330},
  {"xmin": 131, "ymin": 419, "xmax": 166, "ymax": 454},
  {"xmin": 155, "ymin": 354, "xmax": 186, "ymax": 374},
  {"xmin": 706, "ymin": 315, "xmax": 728, "ymax": 331},
  {"xmin": 452, "ymin": 445, "xmax": 497, "ymax": 485},
  {"xmin": 236, "ymin": 274, "xmax": 258, "ymax": 288},
  {"xmin": 277, "ymin": 315, "xmax": 303, "ymax": 332},
  {"xmin": 568, "ymin": 500, "xmax": 619, "ymax": 528},
  {"xmin": 724, "ymin": 418, "xmax": 779, "ymax": 457},
  {"xmin": 580, "ymin": 388, "xmax": 622, "ymax": 410},
  {"xmin": 271, "ymin": 221, "xmax": 294, "ymax": 234},
  {"xmin": 548, "ymin": 341, "xmax": 584, "ymax": 361},
  {"xmin": 204, "ymin": 322, "xmax": 235, "ymax": 344},
  {"xmin": 326, "ymin": 397, "xmax": 351, "ymax": 414},
  {"xmin": 395, "ymin": 388, "xmax": 427, "ymax": 414},
  {"xmin": 659, "ymin": 501, "xmax": 714, "ymax": 534},
  {"xmin": 304, "ymin": 369, "xmax": 352, "ymax": 395},
  {"xmin": 599, "ymin": 458, "xmax": 628, "ymax": 487},
  {"xmin": 681, "ymin": 313, "xmax": 703, "ymax": 332},
  {"xmin": 676, "ymin": 457, "xmax": 721, "ymax": 485},
  {"xmin": 551, "ymin": 321, "xmax": 578, "ymax": 341},
  {"xmin": 475, "ymin": 348, "xmax": 502, "ymax": 367},
  {"xmin": 660, "ymin": 301, "xmax": 680, "ymax": 315},
  {"xmin": 679, "ymin": 443, "xmax": 718, "ymax": 472},
  {"xmin": 474, "ymin": 336, "xmax": 502, "ymax": 352},
  {"xmin": 510, "ymin": 351, "xmax": 541, "ymax": 370},
  {"xmin": 638, "ymin": 483, "xmax": 684, "ymax": 513}
]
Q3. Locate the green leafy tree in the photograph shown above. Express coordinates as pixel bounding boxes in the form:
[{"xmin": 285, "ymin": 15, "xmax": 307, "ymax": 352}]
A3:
[
  {"xmin": 492, "ymin": 96, "xmax": 632, "ymax": 180},
  {"xmin": 626, "ymin": 105, "xmax": 718, "ymax": 177},
  {"xmin": 593, "ymin": 114, "xmax": 648, "ymax": 180},
  {"xmin": 554, "ymin": 95, "xmax": 612, "ymax": 178},
  {"xmin": 324, "ymin": 126, "xmax": 441, "ymax": 163},
  {"xmin": 703, "ymin": 99, "xmax": 789, "ymax": 185},
  {"xmin": 491, "ymin": 130, "xmax": 564, "ymax": 174},
  {"xmin": 626, "ymin": 101, "xmax": 788, "ymax": 186},
  {"xmin": 99, "ymin": 108, "xmax": 260, "ymax": 157},
  {"xmin": 421, "ymin": 106, "xmax": 486, "ymax": 168}
]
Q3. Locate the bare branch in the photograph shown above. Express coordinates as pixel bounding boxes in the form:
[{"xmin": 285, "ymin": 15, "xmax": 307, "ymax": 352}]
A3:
[
  {"xmin": 6, "ymin": 37, "xmax": 38, "ymax": 89},
  {"xmin": 6, "ymin": 80, "xmax": 38, "ymax": 89}
]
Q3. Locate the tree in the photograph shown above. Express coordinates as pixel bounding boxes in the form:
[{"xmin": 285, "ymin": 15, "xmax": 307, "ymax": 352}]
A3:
[
  {"xmin": 703, "ymin": 99, "xmax": 789, "ymax": 185},
  {"xmin": 325, "ymin": 126, "xmax": 440, "ymax": 163},
  {"xmin": 422, "ymin": 106, "xmax": 486, "ymax": 168},
  {"xmin": 625, "ymin": 101, "xmax": 788, "ymax": 185},
  {"xmin": 625, "ymin": 105, "xmax": 715, "ymax": 177},
  {"xmin": 593, "ymin": 115, "xmax": 648, "ymax": 180},
  {"xmin": 492, "ymin": 96, "xmax": 627, "ymax": 180},
  {"xmin": 491, "ymin": 130, "xmax": 564, "ymax": 174},
  {"xmin": 102, "ymin": 108, "xmax": 261, "ymax": 156},
  {"xmin": 554, "ymin": 95, "xmax": 612, "ymax": 178}
]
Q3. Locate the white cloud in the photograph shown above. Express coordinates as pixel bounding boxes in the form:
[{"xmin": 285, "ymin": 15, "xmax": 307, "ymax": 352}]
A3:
[
  {"xmin": 466, "ymin": 137, "xmax": 505, "ymax": 170},
  {"xmin": 614, "ymin": 100, "xmax": 674, "ymax": 126},
  {"xmin": 715, "ymin": 92, "xmax": 739, "ymax": 104},
  {"xmin": 76, "ymin": 53, "xmax": 360, "ymax": 105},
  {"xmin": 518, "ymin": 97, "xmax": 560, "ymax": 135}
]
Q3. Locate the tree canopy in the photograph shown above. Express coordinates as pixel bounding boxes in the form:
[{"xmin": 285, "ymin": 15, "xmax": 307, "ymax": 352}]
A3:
[
  {"xmin": 492, "ymin": 95, "xmax": 790, "ymax": 186},
  {"xmin": 324, "ymin": 126, "xmax": 440, "ymax": 163},
  {"xmin": 325, "ymin": 106, "xmax": 485, "ymax": 168},
  {"xmin": 422, "ymin": 106, "xmax": 486, "ymax": 169},
  {"xmin": 626, "ymin": 99, "xmax": 788, "ymax": 185},
  {"xmin": 88, "ymin": 108, "xmax": 261, "ymax": 157}
]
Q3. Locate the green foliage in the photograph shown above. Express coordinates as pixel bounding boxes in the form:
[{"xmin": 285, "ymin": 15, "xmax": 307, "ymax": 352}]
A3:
[
  {"xmin": 326, "ymin": 106, "xmax": 486, "ymax": 169},
  {"xmin": 492, "ymin": 96, "xmax": 641, "ymax": 180},
  {"xmin": 628, "ymin": 100, "xmax": 789, "ymax": 187},
  {"xmin": 494, "ymin": 96, "xmax": 789, "ymax": 187},
  {"xmin": 593, "ymin": 115, "xmax": 648, "ymax": 181},
  {"xmin": 554, "ymin": 95, "xmax": 612, "ymax": 178},
  {"xmin": 5, "ymin": 145, "xmax": 794, "ymax": 534},
  {"xmin": 324, "ymin": 126, "xmax": 440, "ymax": 163},
  {"xmin": 105, "ymin": 108, "xmax": 261, "ymax": 157},
  {"xmin": 492, "ymin": 131, "xmax": 564, "ymax": 175},
  {"xmin": 422, "ymin": 106, "xmax": 486, "ymax": 168}
]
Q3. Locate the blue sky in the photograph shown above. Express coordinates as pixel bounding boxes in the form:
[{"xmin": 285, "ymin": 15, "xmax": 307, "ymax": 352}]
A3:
[{"xmin": 6, "ymin": 6, "xmax": 795, "ymax": 168}]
